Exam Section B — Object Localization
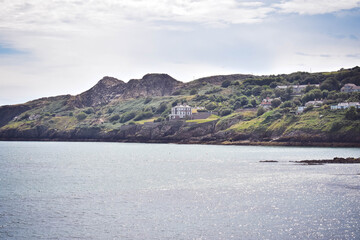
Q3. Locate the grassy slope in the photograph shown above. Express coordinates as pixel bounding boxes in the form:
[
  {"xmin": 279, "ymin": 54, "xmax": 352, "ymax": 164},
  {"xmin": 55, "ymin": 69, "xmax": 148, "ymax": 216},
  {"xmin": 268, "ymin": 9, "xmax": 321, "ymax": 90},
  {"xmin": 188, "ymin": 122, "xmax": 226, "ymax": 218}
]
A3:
[
  {"xmin": 229, "ymin": 108, "xmax": 360, "ymax": 138},
  {"xmin": 1, "ymin": 67, "xmax": 360, "ymax": 143}
]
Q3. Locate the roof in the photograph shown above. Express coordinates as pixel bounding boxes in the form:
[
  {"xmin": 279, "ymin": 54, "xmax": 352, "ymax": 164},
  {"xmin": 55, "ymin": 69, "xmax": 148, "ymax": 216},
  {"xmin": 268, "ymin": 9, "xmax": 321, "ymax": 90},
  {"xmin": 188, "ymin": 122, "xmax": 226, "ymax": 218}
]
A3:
[{"xmin": 174, "ymin": 104, "xmax": 192, "ymax": 108}]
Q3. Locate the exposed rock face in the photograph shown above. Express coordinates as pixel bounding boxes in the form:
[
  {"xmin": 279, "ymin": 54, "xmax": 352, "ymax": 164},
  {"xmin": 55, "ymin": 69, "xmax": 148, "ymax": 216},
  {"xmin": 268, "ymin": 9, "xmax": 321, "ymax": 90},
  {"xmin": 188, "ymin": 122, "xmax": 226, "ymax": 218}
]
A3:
[
  {"xmin": 74, "ymin": 76, "xmax": 125, "ymax": 107},
  {"xmin": 73, "ymin": 74, "xmax": 183, "ymax": 107},
  {"xmin": 121, "ymin": 74, "xmax": 183, "ymax": 99}
]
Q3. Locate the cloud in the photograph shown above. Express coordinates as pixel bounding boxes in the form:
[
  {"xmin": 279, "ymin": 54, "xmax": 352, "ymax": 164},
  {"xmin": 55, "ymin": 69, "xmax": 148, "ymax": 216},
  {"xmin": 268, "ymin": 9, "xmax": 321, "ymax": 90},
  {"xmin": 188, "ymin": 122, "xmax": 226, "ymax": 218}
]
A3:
[
  {"xmin": 0, "ymin": 0, "xmax": 275, "ymax": 32},
  {"xmin": 274, "ymin": 0, "xmax": 360, "ymax": 15}
]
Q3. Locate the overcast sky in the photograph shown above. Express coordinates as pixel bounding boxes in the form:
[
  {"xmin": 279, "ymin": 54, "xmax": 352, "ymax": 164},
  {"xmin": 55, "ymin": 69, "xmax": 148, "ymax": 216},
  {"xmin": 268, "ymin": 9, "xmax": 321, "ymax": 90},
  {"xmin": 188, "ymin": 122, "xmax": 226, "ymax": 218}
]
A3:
[{"xmin": 1, "ymin": 0, "xmax": 360, "ymax": 105}]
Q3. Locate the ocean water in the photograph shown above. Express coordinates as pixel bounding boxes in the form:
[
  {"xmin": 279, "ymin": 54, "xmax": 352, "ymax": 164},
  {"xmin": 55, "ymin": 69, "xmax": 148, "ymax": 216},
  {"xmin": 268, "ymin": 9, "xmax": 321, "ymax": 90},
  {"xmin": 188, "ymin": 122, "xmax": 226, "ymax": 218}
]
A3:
[{"xmin": 0, "ymin": 142, "xmax": 359, "ymax": 240}]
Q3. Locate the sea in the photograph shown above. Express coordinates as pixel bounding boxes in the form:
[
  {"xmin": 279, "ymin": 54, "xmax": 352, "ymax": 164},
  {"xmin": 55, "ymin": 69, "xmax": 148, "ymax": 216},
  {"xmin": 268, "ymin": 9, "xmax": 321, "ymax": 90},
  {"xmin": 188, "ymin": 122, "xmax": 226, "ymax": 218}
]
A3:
[{"xmin": 0, "ymin": 141, "xmax": 359, "ymax": 239}]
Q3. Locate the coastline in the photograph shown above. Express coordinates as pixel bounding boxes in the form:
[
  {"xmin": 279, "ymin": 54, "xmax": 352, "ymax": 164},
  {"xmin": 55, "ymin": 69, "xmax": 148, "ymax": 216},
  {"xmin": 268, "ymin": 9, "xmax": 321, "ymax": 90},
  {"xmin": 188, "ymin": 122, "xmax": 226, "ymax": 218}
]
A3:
[{"xmin": 1, "ymin": 137, "xmax": 360, "ymax": 148}]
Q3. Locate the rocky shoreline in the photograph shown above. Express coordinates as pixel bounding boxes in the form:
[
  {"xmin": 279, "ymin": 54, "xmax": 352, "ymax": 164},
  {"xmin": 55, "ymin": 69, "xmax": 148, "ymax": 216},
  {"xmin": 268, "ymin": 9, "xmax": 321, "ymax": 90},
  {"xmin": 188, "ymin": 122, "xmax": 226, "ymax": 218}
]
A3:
[
  {"xmin": 294, "ymin": 157, "xmax": 360, "ymax": 165},
  {"xmin": 1, "ymin": 137, "xmax": 360, "ymax": 148}
]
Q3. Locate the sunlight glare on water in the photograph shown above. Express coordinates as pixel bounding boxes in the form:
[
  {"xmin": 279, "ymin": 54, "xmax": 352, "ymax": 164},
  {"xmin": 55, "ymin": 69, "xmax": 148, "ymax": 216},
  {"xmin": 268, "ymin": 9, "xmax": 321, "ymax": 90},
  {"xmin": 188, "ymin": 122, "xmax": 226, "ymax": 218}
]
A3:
[{"xmin": 0, "ymin": 142, "xmax": 359, "ymax": 239}]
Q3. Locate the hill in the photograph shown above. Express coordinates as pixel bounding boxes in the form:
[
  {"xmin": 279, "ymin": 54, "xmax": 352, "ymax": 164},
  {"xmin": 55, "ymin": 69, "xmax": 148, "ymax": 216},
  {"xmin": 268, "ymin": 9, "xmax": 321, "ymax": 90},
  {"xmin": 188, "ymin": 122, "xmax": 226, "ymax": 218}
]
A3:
[{"xmin": 0, "ymin": 67, "xmax": 360, "ymax": 147}]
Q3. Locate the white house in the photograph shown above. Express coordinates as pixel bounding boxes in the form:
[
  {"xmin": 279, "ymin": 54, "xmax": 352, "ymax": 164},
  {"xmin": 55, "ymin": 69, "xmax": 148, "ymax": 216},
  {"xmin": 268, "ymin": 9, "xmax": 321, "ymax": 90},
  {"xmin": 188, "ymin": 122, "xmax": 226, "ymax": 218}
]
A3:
[
  {"xmin": 260, "ymin": 97, "xmax": 273, "ymax": 109},
  {"xmin": 276, "ymin": 84, "xmax": 320, "ymax": 95},
  {"xmin": 297, "ymin": 106, "xmax": 306, "ymax": 114},
  {"xmin": 331, "ymin": 102, "xmax": 360, "ymax": 110},
  {"xmin": 169, "ymin": 104, "xmax": 192, "ymax": 119},
  {"xmin": 341, "ymin": 83, "xmax": 360, "ymax": 93},
  {"xmin": 305, "ymin": 100, "xmax": 323, "ymax": 107}
]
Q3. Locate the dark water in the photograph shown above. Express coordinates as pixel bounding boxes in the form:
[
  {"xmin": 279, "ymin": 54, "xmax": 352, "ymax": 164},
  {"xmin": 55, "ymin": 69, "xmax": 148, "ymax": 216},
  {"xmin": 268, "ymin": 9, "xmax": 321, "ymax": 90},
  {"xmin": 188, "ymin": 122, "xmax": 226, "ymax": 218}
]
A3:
[{"xmin": 0, "ymin": 142, "xmax": 359, "ymax": 239}]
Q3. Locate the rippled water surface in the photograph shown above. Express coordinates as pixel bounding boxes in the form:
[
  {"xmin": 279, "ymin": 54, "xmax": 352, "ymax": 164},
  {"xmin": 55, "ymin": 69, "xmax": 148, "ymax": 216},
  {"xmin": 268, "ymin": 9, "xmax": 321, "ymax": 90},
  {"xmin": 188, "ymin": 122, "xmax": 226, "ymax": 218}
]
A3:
[{"xmin": 0, "ymin": 142, "xmax": 359, "ymax": 239}]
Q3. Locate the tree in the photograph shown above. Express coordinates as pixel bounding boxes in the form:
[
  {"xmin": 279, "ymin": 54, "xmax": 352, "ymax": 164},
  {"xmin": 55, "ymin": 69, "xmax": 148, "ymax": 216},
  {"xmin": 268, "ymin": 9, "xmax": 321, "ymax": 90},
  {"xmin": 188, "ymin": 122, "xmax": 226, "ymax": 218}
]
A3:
[
  {"xmin": 219, "ymin": 108, "xmax": 232, "ymax": 116},
  {"xmin": 250, "ymin": 99, "xmax": 257, "ymax": 107},
  {"xmin": 144, "ymin": 97, "xmax": 152, "ymax": 104},
  {"xmin": 205, "ymin": 102, "xmax": 217, "ymax": 111},
  {"xmin": 252, "ymin": 86, "xmax": 262, "ymax": 96},
  {"xmin": 221, "ymin": 80, "xmax": 231, "ymax": 88},
  {"xmin": 280, "ymin": 101, "xmax": 292, "ymax": 108},
  {"xmin": 76, "ymin": 113, "xmax": 87, "ymax": 121},
  {"xmin": 109, "ymin": 114, "xmax": 120, "ymax": 122},
  {"xmin": 271, "ymin": 99, "xmax": 281, "ymax": 108},
  {"xmin": 345, "ymin": 107, "xmax": 359, "ymax": 120},
  {"xmin": 190, "ymin": 89, "xmax": 197, "ymax": 95},
  {"xmin": 120, "ymin": 112, "xmax": 136, "ymax": 123},
  {"xmin": 156, "ymin": 102, "xmax": 168, "ymax": 114},
  {"xmin": 320, "ymin": 77, "xmax": 340, "ymax": 91},
  {"xmin": 257, "ymin": 107, "xmax": 266, "ymax": 116},
  {"xmin": 239, "ymin": 96, "xmax": 249, "ymax": 106}
]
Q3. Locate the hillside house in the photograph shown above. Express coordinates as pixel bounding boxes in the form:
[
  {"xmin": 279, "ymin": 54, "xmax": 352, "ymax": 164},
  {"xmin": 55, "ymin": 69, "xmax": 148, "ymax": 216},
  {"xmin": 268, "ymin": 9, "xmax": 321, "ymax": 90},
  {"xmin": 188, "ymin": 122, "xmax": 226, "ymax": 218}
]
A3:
[
  {"xmin": 276, "ymin": 84, "xmax": 319, "ymax": 95},
  {"xmin": 305, "ymin": 100, "xmax": 323, "ymax": 107},
  {"xmin": 297, "ymin": 106, "xmax": 306, "ymax": 114},
  {"xmin": 260, "ymin": 97, "xmax": 273, "ymax": 108},
  {"xmin": 341, "ymin": 83, "xmax": 360, "ymax": 93},
  {"xmin": 331, "ymin": 102, "xmax": 360, "ymax": 110},
  {"xmin": 169, "ymin": 104, "xmax": 192, "ymax": 119}
]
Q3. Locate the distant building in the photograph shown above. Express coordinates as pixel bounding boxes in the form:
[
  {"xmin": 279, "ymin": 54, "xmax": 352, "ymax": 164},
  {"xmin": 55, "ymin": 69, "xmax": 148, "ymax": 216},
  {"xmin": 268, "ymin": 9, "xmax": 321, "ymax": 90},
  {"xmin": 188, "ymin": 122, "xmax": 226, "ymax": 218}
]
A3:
[
  {"xmin": 331, "ymin": 102, "xmax": 360, "ymax": 110},
  {"xmin": 276, "ymin": 84, "xmax": 319, "ymax": 95},
  {"xmin": 169, "ymin": 104, "xmax": 192, "ymax": 119},
  {"xmin": 305, "ymin": 100, "xmax": 323, "ymax": 107},
  {"xmin": 260, "ymin": 97, "xmax": 273, "ymax": 109},
  {"xmin": 297, "ymin": 106, "xmax": 306, "ymax": 114},
  {"xmin": 341, "ymin": 83, "xmax": 360, "ymax": 93}
]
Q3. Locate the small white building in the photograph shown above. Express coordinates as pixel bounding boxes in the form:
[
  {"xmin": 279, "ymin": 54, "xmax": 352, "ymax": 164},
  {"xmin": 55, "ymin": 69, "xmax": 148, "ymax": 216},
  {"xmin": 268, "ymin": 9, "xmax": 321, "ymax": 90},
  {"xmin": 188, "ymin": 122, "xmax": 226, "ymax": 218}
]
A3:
[
  {"xmin": 169, "ymin": 104, "xmax": 192, "ymax": 119},
  {"xmin": 297, "ymin": 106, "xmax": 306, "ymax": 114}
]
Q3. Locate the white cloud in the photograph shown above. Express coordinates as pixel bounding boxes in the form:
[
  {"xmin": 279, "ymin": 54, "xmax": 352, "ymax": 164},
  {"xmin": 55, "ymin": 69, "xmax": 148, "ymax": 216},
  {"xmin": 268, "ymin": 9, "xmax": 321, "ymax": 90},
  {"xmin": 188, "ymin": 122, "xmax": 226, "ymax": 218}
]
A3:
[
  {"xmin": 0, "ymin": 0, "xmax": 275, "ymax": 32},
  {"xmin": 275, "ymin": 0, "xmax": 360, "ymax": 15}
]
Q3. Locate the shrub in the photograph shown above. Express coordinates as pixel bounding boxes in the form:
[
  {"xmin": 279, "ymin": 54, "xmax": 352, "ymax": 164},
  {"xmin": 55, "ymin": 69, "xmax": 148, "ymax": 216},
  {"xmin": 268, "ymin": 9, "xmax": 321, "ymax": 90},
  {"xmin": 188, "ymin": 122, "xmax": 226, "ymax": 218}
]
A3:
[
  {"xmin": 330, "ymin": 121, "xmax": 343, "ymax": 132},
  {"xmin": 271, "ymin": 99, "xmax": 281, "ymax": 108},
  {"xmin": 144, "ymin": 97, "xmax": 152, "ymax": 104},
  {"xmin": 109, "ymin": 114, "xmax": 120, "ymax": 122},
  {"xmin": 205, "ymin": 88, "xmax": 222, "ymax": 94},
  {"xmin": 156, "ymin": 102, "xmax": 168, "ymax": 114},
  {"xmin": 134, "ymin": 111, "xmax": 154, "ymax": 121},
  {"xmin": 190, "ymin": 89, "xmax": 197, "ymax": 95},
  {"xmin": 83, "ymin": 108, "xmax": 94, "ymax": 114},
  {"xmin": 205, "ymin": 102, "xmax": 217, "ymax": 111},
  {"xmin": 219, "ymin": 108, "xmax": 232, "ymax": 116},
  {"xmin": 120, "ymin": 111, "xmax": 136, "ymax": 123},
  {"xmin": 250, "ymin": 99, "xmax": 257, "ymax": 107},
  {"xmin": 172, "ymin": 100, "xmax": 179, "ymax": 107},
  {"xmin": 76, "ymin": 113, "xmax": 87, "ymax": 121},
  {"xmin": 280, "ymin": 101, "xmax": 293, "ymax": 108},
  {"xmin": 221, "ymin": 80, "xmax": 231, "ymax": 88},
  {"xmin": 345, "ymin": 107, "xmax": 359, "ymax": 120},
  {"xmin": 154, "ymin": 117, "xmax": 165, "ymax": 122},
  {"xmin": 172, "ymin": 90, "xmax": 182, "ymax": 95},
  {"xmin": 257, "ymin": 107, "xmax": 266, "ymax": 116}
]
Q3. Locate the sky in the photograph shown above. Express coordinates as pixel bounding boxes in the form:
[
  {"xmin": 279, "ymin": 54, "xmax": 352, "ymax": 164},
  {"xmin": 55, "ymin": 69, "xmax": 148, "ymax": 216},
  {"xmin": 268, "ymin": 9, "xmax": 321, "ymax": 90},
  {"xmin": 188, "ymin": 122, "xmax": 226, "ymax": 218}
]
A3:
[{"xmin": 0, "ymin": 0, "xmax": 360, "ymax": 105}]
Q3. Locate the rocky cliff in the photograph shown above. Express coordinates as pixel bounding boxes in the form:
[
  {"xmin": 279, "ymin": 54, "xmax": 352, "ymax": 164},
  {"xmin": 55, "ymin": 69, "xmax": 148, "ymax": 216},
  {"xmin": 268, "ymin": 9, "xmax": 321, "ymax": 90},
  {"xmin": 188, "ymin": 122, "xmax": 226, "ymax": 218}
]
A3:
[{"xmin": 72, "ymin": 74, "xmax": 183, "ymax": 107}]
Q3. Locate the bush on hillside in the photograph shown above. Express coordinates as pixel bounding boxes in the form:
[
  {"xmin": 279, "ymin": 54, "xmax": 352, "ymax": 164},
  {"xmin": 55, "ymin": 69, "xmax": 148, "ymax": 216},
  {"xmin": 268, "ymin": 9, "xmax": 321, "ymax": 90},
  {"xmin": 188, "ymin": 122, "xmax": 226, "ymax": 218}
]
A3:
[
  {"xmin": 76, "ymin": 113, "xmax": 87, "ymax": 121},
  {"xmin": 120, "ymin": 111, "xmax": 136, "ymax": 123},
  {"xmin": 271, "ymin": 99, "xmax": 282, "ymax": 108},
  {"xmin": 109, "ymin": 114, "xmax": 120, "ymax": 122}
]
